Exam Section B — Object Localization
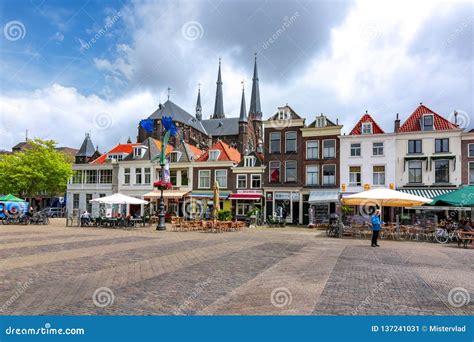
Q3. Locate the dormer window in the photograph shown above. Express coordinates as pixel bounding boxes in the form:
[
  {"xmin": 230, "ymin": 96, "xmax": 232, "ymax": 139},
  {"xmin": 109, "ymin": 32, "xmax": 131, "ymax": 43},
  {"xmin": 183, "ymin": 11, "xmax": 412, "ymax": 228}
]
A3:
[
  {"xmin": 244, "ymin": 156, "xmax": 256, "ymax": 167},
  {"xmin": 169, "ymin": 151, "xmax": 182, "ymax": 163},
  {"xmin": 107, "ymin": 154, "xmax": 123, "ymax": 161},
  {"xmin": 314, "ymin": 116, "xmax": 327, "ymax": 128},
  {"xmin": 422, "ymin": 115, "xmax": 434, "ymax": 131},
  {"xmin": 361, "ymin": 122, "xmax": 373, "ymax": 134},
  {"xmin": 133, "ymin": 146, "xmax": 147, "ymax": 158},
  {"xmin": 208, "ymin": 150, "xmax": 220, "ymax": 161},
  {"xmin": 277, "ymin": 110, "xmax": 290, "ymax": 121}
]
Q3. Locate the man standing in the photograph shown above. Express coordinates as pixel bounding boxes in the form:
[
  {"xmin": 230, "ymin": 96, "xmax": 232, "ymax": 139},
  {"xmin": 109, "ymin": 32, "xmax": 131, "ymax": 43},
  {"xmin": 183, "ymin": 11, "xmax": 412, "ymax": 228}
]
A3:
[{"xmin": 370, "ymin": 209, "xmax": 383, "ymax": 247}]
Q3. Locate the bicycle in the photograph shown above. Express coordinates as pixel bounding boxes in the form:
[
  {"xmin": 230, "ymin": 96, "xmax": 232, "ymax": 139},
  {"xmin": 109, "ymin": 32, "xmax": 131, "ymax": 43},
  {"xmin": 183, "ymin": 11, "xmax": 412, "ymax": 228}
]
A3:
[{"xmin": 434, "ymin": 227, "xmax": 461, "ymax": 244}]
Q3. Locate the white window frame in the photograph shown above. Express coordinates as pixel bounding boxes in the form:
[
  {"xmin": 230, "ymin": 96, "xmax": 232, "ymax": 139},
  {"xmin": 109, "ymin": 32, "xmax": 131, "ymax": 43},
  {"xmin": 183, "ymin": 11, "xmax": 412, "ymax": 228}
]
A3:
[
  {"xmin": 124, "ymin": 168, "xmax": 130, "ymax": 185},
  {"xmin": 350, "ymin": 143, "xmax": 361, "ymax": 157},
  {"xmin": 236, "ymin": 174, "xmax": 247, "ymax": 189},
  {"xmin": 269, "ymin": 132, "xmax": 281, "ymax": 154},
  {"xmin": 306, "ymin": 140, "xmax": 319, "ymax": 160},
  {"xmin": 135, "ymin": 167, "xmax": 142, "ymax": 184},
  {"xmin": 244, "ymin": 156, "xmax": 256, "ymax": 167},
  {"xmin": 468, "ymin": 144, "xmax": 474, "ymax": 158},
  {"xmin": 422, "ymin": 114, "xmax": 434, "ymax": 131},
  {"xmin": 361, "ymin": 122, "xmax": 373, "ymax": 134},
  {"xmin": 198, "ymin": 170, "xmax": 211, "ymax": 189},
  {"xmin": 285, "ymin": 131, "xmax": 297, "ymax": 153},
  {"xmin": 169, "ymin": 151, "xmax": 182, "ymax": 163},
  {"xmin": 373, "ymin": 165, "xmax": 386, "ymax": 186},
  {"xmin": 408, "ymin": 160, "xmax": 423, "ymax": 184},
  {"xmin": 305, "ymin": 165, "xmax": 319, "ymax": 186},
  {"xmin": 322, "ymin": 139, "xmax": 336, "ymax": 159},
  {"xmin": 269, "ymin": 161, "xmax": 281, "ymax": 183},
  {"xmin": 408, "ymin": 140, "xmax": 422, "ymax": 154},
  {"xmin": 349, "ymin": 166, "xmax": 362, "ymax": 186},
  {"xmin": 469, "ymin": 162, "xmax": 474, "ymax": 185},
  {"xmin": 250, "ymin": 174, "xmax": 262, "ymax": 188},
  {"xmin": 208, "ymin": 150, "xmax": 221, "ymax": 161},
  {"xmin": 99, "ymin": 169, "xmax": 112, "ymax": 184},
  {"xmin": 285, "ymin": 160, "xmax": 297, "ymax": 182},
  {"xmin": 215, "ymin": 169, "xmax": 228, "ymax": 189},
  {"xmin": 322, "ymin": 164, "xmax": 336, "ymax": 185},
  {"xmin": 372, "ymin": 142, "xmax": 384, "ymax": 156}
]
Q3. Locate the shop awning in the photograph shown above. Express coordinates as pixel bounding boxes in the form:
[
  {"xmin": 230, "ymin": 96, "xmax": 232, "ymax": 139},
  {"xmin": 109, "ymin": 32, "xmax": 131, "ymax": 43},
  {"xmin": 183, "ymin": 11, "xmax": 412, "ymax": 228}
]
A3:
[
  {"xmin": 398, "ymin": 188, "xmax": 455, "ymax": 199},
  {"xmin": 187, "ymin": 192, "xmax": 230, "ymax": 199},
  {"xmin": 142, "ymin": 190, "xmax": 190, "ymax": 198},
  {"xmin": 308, "ymin": 190, "xmax": 339, "ymax": 204},
  {"xmin": 229, "ymin": 193, "xmax": 263, "ymax": 200}
]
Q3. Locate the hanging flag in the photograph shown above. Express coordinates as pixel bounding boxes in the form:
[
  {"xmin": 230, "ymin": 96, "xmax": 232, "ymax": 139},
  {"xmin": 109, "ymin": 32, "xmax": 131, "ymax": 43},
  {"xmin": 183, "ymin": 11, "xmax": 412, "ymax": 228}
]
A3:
[
  {"xmin": 139, "ymin": 119, "xmax": 154, "ymax": 133},
  {"xmin": 163, "ymin": 160, "xmax": 171, "ymax": 183}
]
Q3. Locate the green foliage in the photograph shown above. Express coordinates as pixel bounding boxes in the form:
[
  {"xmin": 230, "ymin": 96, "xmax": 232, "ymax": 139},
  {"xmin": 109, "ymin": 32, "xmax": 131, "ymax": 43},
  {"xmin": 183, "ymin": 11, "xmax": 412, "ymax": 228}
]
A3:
[
  {"xmin": 341, "ymin": 206, "xmax": 353, "ymax": 215},
  {"xmin": 247, "ymin": 208, "xmax": 260, "ymax": 217},
  {"xmin": 0, "ymin": 139, "xmax": 73, "ymax": 197},
  {"xmin": 217, "ymin": 209, "xmax": 232, "ymax": 221}
]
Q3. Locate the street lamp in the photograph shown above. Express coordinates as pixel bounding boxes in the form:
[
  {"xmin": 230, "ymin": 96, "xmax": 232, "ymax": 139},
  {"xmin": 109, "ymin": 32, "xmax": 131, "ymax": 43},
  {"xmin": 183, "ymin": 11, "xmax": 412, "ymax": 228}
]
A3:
[{"xmin": 156, "ymin": 160, "xmax": 166, "ymax": 231}]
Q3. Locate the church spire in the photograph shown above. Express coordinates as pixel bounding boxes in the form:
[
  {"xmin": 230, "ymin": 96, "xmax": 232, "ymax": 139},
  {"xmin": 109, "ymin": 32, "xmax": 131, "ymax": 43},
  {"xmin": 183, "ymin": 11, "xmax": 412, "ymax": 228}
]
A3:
[
  {"xmin": 195, "ymin": 84, "xmax": 202, "ymax": 121},
  {"xmin": 212, "ymin": 58, "xmax": 225, "ymax": 119},
  {"xmin": 239, "ymin": 82, "xmax": 247, "ymax": 122},
  {"xmin": 249, "ymin": 53, "xmax": 262, "ymax": 120}
]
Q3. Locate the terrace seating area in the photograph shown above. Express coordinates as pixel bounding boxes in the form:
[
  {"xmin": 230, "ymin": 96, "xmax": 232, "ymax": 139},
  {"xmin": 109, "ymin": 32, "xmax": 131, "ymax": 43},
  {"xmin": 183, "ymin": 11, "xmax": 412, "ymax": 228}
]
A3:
[{"xmin": 170, "ymin": 217, "xmax": 245, "ymax": 233}]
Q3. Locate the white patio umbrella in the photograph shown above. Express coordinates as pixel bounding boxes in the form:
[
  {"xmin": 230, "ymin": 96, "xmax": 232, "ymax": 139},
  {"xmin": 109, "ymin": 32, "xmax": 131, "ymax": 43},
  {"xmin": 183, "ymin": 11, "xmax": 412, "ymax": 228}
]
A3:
[
  {"xmin": 341, "ymin": 188, "xmax": 432, "ymax": 207},
  {"xmin": 89, "ymin": 193, "xmax": 148, "ymax": 205}
]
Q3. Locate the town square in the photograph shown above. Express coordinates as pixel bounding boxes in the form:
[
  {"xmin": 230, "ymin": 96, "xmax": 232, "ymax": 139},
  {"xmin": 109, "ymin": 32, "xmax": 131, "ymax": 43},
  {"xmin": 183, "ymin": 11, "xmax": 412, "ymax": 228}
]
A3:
[{"xmin": 0, "ymin": 0, "xmax": 473, "ymax": 341}]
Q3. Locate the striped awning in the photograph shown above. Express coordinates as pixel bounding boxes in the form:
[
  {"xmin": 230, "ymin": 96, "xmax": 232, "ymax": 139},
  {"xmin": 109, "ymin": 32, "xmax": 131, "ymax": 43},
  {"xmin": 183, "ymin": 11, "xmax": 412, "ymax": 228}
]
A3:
[{"xmin": 398, "ymin": 188, "xmax": 456, "ymax": 199}]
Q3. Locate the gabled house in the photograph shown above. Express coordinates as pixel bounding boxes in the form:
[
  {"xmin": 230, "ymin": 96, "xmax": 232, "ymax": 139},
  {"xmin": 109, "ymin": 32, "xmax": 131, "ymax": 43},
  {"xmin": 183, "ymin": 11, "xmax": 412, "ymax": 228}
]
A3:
[
  {"xmin": 395, "ymin": 104, "xmax": 463, "ymax": 199},
  {"xmin": 461, "ymin": 129, "xmax": 474, "ymax": 185}
]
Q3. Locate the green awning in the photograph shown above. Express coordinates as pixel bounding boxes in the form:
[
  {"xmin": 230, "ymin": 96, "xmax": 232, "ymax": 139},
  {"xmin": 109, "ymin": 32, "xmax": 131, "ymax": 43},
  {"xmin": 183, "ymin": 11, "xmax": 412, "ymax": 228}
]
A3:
[
  {"xmin": 429, "ymin": 186, "xmax": 474, "ymax": 206},
  {"xmin": 0, "ymin": 194, "xmax": 26, "ymax": 202},
  {"xmin": 398, "ymin": 188, "xmax": 455, "ymax": 199}
]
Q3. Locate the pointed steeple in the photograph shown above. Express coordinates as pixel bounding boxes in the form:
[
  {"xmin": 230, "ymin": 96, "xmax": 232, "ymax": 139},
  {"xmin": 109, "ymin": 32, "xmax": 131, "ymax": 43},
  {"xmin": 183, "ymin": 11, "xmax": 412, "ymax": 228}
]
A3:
[
  {"xmin": 239, "ymin": 82, "xmax": 247, "ymax": 122},
  {"xmin": 249, "ymin": 53, "xmax": 262, "ymax": 120},
  {"xmin": 212, "ymin": 58, "xmax": 225, "ymax": 119},
  {"xmin": 195, "ymin": 84, "xmax": 202, "ymax": 121}
]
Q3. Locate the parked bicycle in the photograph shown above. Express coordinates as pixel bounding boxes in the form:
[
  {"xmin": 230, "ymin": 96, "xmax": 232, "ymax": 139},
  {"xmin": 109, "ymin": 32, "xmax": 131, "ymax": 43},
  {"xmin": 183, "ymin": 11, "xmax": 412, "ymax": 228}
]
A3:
[{"xmin": 434, "ymin": 227, "xmax": 461, "ymax": 244}]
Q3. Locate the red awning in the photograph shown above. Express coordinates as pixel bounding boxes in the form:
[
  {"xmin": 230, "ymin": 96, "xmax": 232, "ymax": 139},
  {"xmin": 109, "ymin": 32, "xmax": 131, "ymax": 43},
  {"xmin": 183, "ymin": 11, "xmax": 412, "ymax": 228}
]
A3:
[{"xmin": 229, "ymin": 194, "xmax": 262, "ymax": 200}]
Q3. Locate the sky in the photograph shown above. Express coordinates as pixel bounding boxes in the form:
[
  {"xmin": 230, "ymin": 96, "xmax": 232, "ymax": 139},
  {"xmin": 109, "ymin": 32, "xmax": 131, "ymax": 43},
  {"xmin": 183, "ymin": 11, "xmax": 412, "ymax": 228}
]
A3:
[{"xmin": 0, "ymin": 0, "xmax": 473, "ymax": 151}]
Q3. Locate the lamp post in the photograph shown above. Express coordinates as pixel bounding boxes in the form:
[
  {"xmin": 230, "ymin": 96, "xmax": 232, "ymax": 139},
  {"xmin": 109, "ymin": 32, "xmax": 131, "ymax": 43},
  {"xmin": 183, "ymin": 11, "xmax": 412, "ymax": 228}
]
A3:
[{"xmin": 156, "ymin": 160, "xmax": 166, "ymax": 231}]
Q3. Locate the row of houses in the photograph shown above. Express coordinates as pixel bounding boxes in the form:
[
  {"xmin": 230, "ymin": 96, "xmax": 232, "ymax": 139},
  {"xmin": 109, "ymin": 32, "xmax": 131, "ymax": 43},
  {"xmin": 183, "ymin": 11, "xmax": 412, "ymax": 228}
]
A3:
[{"xmin": 66, "ymin": 102, "xmax": 474, "ymax": 225}]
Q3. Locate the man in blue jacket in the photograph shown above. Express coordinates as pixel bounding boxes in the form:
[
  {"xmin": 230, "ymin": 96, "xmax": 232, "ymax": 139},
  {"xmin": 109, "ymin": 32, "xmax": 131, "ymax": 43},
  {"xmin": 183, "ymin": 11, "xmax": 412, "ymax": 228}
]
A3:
[{"xmin": 370, "ymin": 209, "xmax": 383, "ymax": 247}]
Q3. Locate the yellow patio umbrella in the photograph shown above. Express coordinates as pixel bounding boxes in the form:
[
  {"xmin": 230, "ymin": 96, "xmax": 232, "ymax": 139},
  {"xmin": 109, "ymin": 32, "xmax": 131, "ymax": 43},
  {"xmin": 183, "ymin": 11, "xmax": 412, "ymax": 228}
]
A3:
[
  {"xmin": 213, "ymin": 180, "xmax": 220, "ymax": 221},
  {"xmin": 341, "ymin": 188, "xmax": 432, "ymax": 207}
]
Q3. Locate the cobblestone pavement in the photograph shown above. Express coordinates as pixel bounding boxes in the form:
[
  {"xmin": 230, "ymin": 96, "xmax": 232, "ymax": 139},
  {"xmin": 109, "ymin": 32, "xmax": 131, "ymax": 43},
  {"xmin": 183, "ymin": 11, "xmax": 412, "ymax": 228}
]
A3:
[{"xmin": 0, "ymin": 221, "xmax": 472, "ymax": 315}]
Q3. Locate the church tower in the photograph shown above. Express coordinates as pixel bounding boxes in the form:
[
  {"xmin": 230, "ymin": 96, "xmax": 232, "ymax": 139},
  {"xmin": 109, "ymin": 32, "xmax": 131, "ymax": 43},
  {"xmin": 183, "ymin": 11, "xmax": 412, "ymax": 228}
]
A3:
[
  {"xmin": 238, "ymin": 83, "xmax": 248, "ymax": 155},
  {"xmin": 212, "ymin": 59, "xmax": 225, "ymax": 119},
  {"xmin": 195, "ymin": 85, "xmax": 202, "ymax": 121},
  {"xmin": 249, "ymin": 54, "xmax": 263, "ymax": 152}
]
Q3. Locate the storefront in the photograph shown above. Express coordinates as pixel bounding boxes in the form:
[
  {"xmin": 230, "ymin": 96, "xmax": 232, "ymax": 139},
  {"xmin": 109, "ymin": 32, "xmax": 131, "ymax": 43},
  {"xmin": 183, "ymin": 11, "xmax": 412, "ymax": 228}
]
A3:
[
  {"xmin": 307, "ymin": 189, "xmax": 340, "ymax": 225},
  {"xmin": 265, "ymin": 190, "xmax": 301, "ymax": 224},
  {"xmin": 143, "ymin": 190, "xmax": 190, "ymax": 217},
  {"xmin": 229, "ymin": 190, "xmax": 263, "ymax": 221},
  {"xmin": 185, "ymin": 191, "xmax": 232, "ymax": 219}
]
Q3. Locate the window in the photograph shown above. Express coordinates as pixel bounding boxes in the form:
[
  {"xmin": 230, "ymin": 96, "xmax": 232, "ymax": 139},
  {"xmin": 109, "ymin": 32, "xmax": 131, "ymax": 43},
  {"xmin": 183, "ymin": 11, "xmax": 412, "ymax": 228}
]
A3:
[
  {"xmin": 350, "ymin": 143, "xmax": 361, "ymax": 157},
  {"xmin": 135, "ymin": 168, "xmax": 142, "ymax": 184},
  {"xmin": 108, "ymin": 154, "xmax": 123, "ymax": 161},
  {"xmin": 322, "ymin": 165, "xmax": 336, "ymax": 185},
  {"xmin": 469, "ymin": 144, "xmax": 474, "ymax": 158},
  {"xmin": 285, "ymin": 131, "xmax": 297, "ymax": 152},
  {"xmin": 306, "ymin": 141, "xmax": 319, "ymax": 159},
  {"xmin": 208, "ymin": 150, "xmax": 220, "ymax": 161},
  {"xmin": 144, "ymin": 168, "xmax": 151, "ymax": 184},
  {"xmin": 133, "ymin": 147, "xmax": 144, "ymax": 158},
  {"xmin": 434, "ymin": 160, "xmax": 449, "ymax": 183},
  {"xmin": 237, "ymin": 174, "xmax": 247, "ymax": 189},
  {"xmin": 181, "ymin": 170, "xmax": 189, "ymax": 186},
  {"xmin": 408, "ymin": 140, "xmax": 422, "ymax": 154},
  {"xmin": 215, "ymin": 170, "xmax": 228, "ymax": 188},
  {"xmin": 251, "ymin": 174, "xmax": 261, "ymax": 188},
  {"xmin": 306, "ymin": 165, "xmax": 319, "ymax": 185},
  {"xmin": 170, "ymin": 170, "xmax": 177, "ymax": 186},
  {"xmin": 73, "ymin": 194, "xmax": 80, "ymax": 209},
  {"xmin": 349, "ymin": 166, "xmax": 361, "ymax": 186},
  {"xmin": 85, "ymin": 170, "xmax": 97, "ymax": 184},
  {"xmin": 408, "ymin": 161, "xmax": 422, "ymax": 183},
  {"xmin": 198, "ymin": 170, "xmax": 211, "ymax": 188},
  {"xmin": 270, "ymin": 132, "xmax": 281, "ymax": 153},
  {"xmin": 373, "ymin": 166, "xmax": 385, "ymax": 185},
  {"xmin": 314, "ymin": 116, "xmax": 327, "ymax": 128},
  {"xmin": 169, "ymin": 151, "xmax": 182, "ymax": 163},
  {"xmin": 422, "ymin": 115, "xmax": 434, "ymax": 131},
  {"xmin": 373, "ymin": 142, "xmax": 384, "ymax": 156},
  {"xmin": 72, "ymin": 170, "xmax": 82, "ymax": 184},
  {"xmin": 323, "ymin": 140, "xmax": 336, "ymax": 158},
  {"xmin": 124, "ymin": 168, "xmax": 130, "ymax": 184},
  {"xmin": 435, "ymin": 139, "xmax": 449, "ymax": 153},
  {"xmin": 269, "ymin": 161, "xmax": 281, "ymax": 183},
  {"xmin": 285, "ymin": 161, "xmax": 297, "ymax": 182},
  {"xmin": 99, "ymin": 169, "xmax": 112, "ymax": 184},
  {"xmin": 470, "ymin": 162, "xmax": 474, "ymax": 184},
  {"xmin": 86, "ymin": 194, "xmax": 92, "ymax": 213},
  {"xmin": 361, "ymin": 122, "xmax": 373, "ymax": 134},
  {"xmin": 277, "ymin": 110, "xmax": 290, "ymax": 120},
  {"xmin": 236, "ymin": 201, "xmax": 252, "ymax": 216},
  {"xmin": 244, "ymin": 156, "xmax": 256, "ymax": 167}
]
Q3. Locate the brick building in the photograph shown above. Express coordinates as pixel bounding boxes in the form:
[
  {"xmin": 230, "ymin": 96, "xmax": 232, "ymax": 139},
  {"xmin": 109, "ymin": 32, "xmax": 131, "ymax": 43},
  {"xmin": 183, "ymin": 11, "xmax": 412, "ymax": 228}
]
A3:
[{"xmin": 461, "ymin": 129, "xmax": 474, "ymax": 185}]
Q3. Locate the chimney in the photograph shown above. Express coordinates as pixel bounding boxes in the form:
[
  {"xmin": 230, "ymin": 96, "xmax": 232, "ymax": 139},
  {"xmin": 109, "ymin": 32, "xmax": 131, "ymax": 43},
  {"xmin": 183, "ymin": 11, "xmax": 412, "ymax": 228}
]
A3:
[
  {"xmin": 454, "ymin": 111, "xmax": 458, "ymax": 125},
  {"xmin": 394, "ymin": 113, "xmax": 400, "ymax": 133},
  {"xmin": 208, "ymin": 134, "xmax": 213, "ymax": 148}
]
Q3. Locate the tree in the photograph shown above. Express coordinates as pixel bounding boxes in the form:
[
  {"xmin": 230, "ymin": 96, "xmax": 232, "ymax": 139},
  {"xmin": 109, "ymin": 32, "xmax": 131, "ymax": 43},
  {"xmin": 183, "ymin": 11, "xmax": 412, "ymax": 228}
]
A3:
[{"xmin": 0, "ymin": 139, "xmax": 73, "ymax": 198}]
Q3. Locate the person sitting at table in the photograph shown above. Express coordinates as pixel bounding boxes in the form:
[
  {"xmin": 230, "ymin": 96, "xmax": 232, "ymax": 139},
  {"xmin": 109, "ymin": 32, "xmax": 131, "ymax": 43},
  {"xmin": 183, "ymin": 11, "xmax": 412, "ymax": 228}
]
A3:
[{"xmin": 80, "ymin": 210, "xmax": 91, "ymax": 226}]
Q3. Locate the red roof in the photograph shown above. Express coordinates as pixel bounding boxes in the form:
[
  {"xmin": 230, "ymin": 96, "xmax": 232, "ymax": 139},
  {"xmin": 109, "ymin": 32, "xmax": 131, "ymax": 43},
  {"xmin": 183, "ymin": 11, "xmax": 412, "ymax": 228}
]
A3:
[
  {"xmin": 186, "ymin": 143, "xmax": 203, "ymax": 158},
  {"xmin": 350, "ymin": 113, "xmax": 385, "ymax": 135},
  {"xmin": 196, "ymin": 140, "xmax": 241, "ymax": 163},
  {"xmin": 91, "ymin": 143, "xmax": 139, "ymax": 164},
  {"xmin": 399, "ymin": 104, "xmax": 458, "ymax": 133}
]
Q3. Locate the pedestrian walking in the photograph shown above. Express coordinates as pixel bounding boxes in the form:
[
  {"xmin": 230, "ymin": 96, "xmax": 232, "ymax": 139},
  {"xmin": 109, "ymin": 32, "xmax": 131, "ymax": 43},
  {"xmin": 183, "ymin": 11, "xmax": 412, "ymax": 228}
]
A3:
[{"xmin": 370, "ymin": 209, "xmax": 383, "ymax": 247}]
